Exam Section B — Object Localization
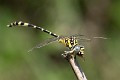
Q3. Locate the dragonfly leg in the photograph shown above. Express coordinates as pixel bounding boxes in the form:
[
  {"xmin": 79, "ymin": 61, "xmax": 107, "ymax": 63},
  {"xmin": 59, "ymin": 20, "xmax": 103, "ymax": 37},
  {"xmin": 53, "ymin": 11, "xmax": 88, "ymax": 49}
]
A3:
[{"xmin": 61, "ymin": 49, "xmax": 75, "ymax": 59}]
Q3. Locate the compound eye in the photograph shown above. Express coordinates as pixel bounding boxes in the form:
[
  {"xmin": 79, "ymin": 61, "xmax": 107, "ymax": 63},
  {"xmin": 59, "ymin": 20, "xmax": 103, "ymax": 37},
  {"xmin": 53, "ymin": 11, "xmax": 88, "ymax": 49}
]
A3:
[{"xmin": 74, "ymin": 46, "xmax": 80, "ymax": 52}]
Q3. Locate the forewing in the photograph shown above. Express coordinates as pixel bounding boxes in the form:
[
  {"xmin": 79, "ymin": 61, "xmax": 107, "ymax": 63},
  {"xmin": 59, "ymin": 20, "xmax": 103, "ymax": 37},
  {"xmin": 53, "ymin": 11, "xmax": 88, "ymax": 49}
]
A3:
[{"xmin": 28, "ymin": 37, "xmax": 59, "ymax": 52}]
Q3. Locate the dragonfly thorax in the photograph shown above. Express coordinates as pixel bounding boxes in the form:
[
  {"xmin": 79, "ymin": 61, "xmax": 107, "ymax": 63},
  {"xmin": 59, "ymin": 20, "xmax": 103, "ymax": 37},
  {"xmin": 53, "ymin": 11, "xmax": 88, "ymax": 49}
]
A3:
[{"xmin": 58, "ymin": 36, "xmax": 78, "ymax": 49}]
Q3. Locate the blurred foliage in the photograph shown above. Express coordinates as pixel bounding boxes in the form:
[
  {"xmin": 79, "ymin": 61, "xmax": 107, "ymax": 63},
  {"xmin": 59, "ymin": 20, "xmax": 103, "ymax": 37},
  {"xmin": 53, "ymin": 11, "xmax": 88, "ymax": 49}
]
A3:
[{"xmin": 0, "ymin": 0, "xmax": 120, "ymax": 80}]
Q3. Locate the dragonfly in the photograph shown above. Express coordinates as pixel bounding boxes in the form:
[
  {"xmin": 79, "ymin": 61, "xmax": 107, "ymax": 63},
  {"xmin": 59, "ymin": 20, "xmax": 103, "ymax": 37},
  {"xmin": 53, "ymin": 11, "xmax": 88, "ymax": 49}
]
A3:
[{"xmin": 7, "ymin": 21, "xmax": 107, "ymax": 59}]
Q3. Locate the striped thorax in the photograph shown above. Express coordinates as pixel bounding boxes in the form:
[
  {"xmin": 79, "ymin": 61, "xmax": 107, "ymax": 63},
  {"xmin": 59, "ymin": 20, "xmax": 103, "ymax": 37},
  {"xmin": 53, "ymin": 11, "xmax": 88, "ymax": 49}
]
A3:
[{"xmin": 58, "ymin": 36, "xmax": 78, "ymax": 49}]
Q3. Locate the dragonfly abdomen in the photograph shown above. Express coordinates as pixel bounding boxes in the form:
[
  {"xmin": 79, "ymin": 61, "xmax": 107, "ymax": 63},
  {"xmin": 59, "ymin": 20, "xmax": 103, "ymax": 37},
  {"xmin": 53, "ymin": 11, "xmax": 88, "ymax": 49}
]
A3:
[{"xmin": 7, "ymin": 21, "xmax": 59, "ymax": 38}]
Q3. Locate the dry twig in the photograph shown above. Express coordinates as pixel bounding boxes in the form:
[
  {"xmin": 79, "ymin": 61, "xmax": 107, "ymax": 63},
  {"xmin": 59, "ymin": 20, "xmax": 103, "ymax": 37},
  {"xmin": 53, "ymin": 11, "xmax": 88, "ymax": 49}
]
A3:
[{"xmin": 62, "ymin": 53, "xmax": 87, "ymax": 80}]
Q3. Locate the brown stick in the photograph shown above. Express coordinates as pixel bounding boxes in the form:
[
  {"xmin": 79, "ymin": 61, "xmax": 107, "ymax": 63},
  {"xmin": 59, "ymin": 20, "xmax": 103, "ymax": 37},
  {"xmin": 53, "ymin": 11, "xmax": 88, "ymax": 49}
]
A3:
[{"xmin": 62, "ymin": 54, "xmax": 87, "ymax": 80}]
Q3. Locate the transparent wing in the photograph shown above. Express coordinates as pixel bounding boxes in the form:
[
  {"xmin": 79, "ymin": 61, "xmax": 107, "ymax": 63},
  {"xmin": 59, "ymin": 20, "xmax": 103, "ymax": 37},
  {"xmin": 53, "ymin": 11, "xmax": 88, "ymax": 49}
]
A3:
[
  {"xmin": 93, "ymin": 37, "xmax": 108, "ymax": 39},
  {"xmin": 28, "ymin": 37, "xmax": 59, "ymax": 52},
  {"xmin": 76, "ymin": 36, "xmax": 108, "ymax": 42},
  {"xmin": 68, "ymin": 34, "xmax": 108, "ymax": 42},
  {"xmin": 69, "ymin": 34, "xmax": 84, "ymax": 37},
  {"xmin": 71, "ymin": 34, "xmax": 91, "ymax": 42},
  {"xmin": 58, "ymin": 34, "xmax": 84, "ymax": 38}
]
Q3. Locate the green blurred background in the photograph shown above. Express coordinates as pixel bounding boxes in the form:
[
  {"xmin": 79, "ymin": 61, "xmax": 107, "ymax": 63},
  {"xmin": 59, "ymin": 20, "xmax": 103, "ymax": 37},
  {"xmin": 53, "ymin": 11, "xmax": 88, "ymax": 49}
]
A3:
[{"xmin": 0, "ymin": 0, "xmax": 120, "ymax": 80}]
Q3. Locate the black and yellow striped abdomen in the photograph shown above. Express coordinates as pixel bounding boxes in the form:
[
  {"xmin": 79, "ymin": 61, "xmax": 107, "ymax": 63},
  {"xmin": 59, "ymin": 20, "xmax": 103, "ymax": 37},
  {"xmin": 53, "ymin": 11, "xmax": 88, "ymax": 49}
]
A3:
[{"xmin": 7, "ymin": 21, "xmax": 59, "ymax": 38}]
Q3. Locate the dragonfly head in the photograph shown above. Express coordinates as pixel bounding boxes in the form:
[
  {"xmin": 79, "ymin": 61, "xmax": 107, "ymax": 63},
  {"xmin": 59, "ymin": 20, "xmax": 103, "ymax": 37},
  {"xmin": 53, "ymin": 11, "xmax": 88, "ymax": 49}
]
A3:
[{"xmin": 73, "ymin": 45, "xmax": 84, "ymax": 56}]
